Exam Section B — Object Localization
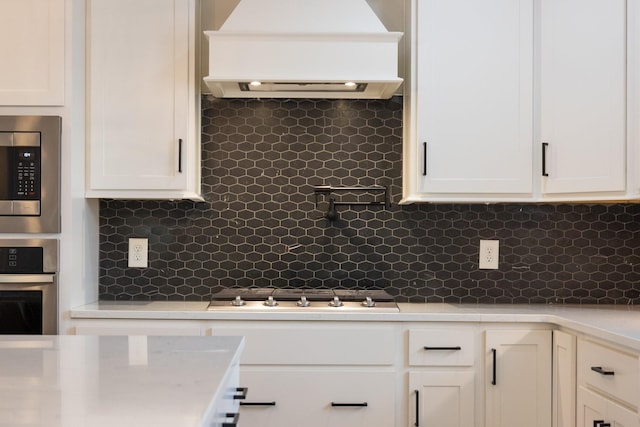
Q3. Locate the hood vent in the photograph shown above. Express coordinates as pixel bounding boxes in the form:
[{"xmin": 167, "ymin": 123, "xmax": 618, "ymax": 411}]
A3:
[{"xmin": 203, "ymin": 0, "xmax": 403, "ymax": 99}]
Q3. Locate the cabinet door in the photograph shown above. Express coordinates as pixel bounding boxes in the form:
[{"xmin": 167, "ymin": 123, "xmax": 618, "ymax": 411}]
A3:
[
  {"xmin": 540, "ymin": 0, "xmax": 626, "ymax": 195},
  {"xmin": 409, "ymin": 371, "xmax": 474, "ymax": 427},
  {"xmin": 485, "ymin": 329, "xmax": 552, "ymax": 427},
  {"xmin": 413, "ymin": 0, "xmax": 533, "ymax": 196},
  {"xmin": 577, "ymin": 386, "xmax": 640, "ymax": 427},
  {"xmin": 238, "ymin": 369, "xmax": 396, "ymax": 427},
  {"xmin": 553, "ymin": 330, "xmax": 576, "ymax": 427},
  {"xmin": 0, "ymin": 0, "xmax": 64, "ymax": 105},
  {"xmin": 87, "ymin": 0, "xmax": 199, "ymax": 198}
]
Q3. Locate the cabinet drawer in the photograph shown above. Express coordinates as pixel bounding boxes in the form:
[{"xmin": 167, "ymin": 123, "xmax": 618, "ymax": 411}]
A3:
[
  {"xmin": 238, "ymin": 369, "xmax": 395, "ymax": 427},
  {"xmin": 409, "ymin": 329, "xmax": 475, "ymax": 366},
  {"xmin": 578, "ymin": 339, "xmax": 639, "ymax": 408},
  {"xmin": 212, "ymin": 325, "xmax": 395, "ymax": 365}
]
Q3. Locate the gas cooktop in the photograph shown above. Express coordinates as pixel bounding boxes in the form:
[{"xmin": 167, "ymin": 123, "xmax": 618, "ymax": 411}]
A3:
[{"xmin": 207, "ymin": 288, "xmax": 399, "ymax": 312}]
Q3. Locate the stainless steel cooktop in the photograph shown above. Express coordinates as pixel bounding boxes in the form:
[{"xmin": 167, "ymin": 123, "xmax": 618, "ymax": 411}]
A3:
[{"xmin": 207, "ymin": 288, "xmax": 399, "ymax": 312}]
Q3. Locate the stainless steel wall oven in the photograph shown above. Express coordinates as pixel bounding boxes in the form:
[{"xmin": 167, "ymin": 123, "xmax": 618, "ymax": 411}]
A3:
[
  {"xmin": 0, "ymin": 239, "xmax": 58, "ymax": 334},
  {"xmin": 0, "ymin": 116, "xmax": 61, "ymax": 233}
]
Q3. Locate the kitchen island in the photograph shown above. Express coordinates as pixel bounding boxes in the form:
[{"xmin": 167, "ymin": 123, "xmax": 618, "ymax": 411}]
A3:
[{"xmin": 0, "ymin": 335, "xmax": 244, "ymax": 427}]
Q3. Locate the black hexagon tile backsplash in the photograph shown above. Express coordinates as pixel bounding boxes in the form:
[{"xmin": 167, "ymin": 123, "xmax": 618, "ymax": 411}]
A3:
[{"xmin": 99, "ymin": 96, "xmax": 640, "ymax": 304}]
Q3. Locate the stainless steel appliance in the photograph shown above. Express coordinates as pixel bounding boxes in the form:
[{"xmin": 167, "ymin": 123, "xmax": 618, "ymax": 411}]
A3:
[
  {"xmin": 0, "ymin": 239, "xmax": 58, "ymax": 334},
  {"xmin": 0, "ymin": 116, "xmax": 61, "ymax": 233},
  {"xmin": 207, "ymin": 288, "xmax": 399, "ymax": 312}
]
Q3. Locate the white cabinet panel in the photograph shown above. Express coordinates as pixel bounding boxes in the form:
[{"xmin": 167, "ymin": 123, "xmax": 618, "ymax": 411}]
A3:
[
  {"xmin": 0, "ymin": 0, "xmax": 65, "ymax": 105},
  {"xmin": 0, "ymin": 0, "xmax": 64, "ymax": 105},
  {"xmin": 577, "ymin": 386, "xmax": 640, "ymax": 427},
  {"xmin": 553, "ymin": 330, "xmax": 576, "ymax": 427},
  {"xmin": 86, "ymin": 0, "xmax": 201, "ymax": 200},
  {"xmin": 409, "ymin": 371, "xmax": 474, "ymax": 427},
  {"xmin": 485, "ymin": 329, "xmax": 552, "ymax": 427},
  {"xmin": 540, "ymin": 0, "xmax": 627, "ymax": 195},
  {"xmin": 238, "ymin": 369, "xmax": 395, "ymax": 427},
  {"xmin": 409, "ymin": 0, "xmax": 533, "ymax": 197}
]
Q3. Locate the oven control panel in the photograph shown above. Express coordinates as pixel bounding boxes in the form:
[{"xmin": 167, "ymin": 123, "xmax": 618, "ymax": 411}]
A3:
[{"xmin": 0, "ymin": 247, "xmax": 44, "ymax": 273}]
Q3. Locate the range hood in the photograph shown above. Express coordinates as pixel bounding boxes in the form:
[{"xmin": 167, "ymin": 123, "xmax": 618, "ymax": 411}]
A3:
[{"xmin": 203, "ymin": 0, "xmax": 403, "ymax": 99}]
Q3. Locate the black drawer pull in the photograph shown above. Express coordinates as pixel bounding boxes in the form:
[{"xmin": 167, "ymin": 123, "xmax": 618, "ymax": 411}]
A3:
[
  {"xmin": 491, "ymin": 348, "xmax": 497, "ymax": 385},
  {"xmin": 423, "ymin": 346, "xmax": 462, "ymax": 351},
  {"xmin": 422, "ymin": 142, "xmax": 427, "ymax": 175},
  {"xmin": 591, "ymin": 366, "xmax": 615, "ymax": 376},
  {"xmin": 542, "ymin": 142, "xmax": 549, "ymax": 176},
  {"xmin": 233, "ymin": 387, "xmax": 248, "ymax": 400},
  {"xmin": 222, "ymin": 412, "xmax": 239, "ymax": 427},
  {"xmin": 594, "ymin": 422, "xmax": 611, "ymax": 427},
  {"xmin": 414, "ymin": 389, "xmax": 420, "ymax": 427},
  {"xmin": 240, "ymin": 401, "xmax": 276, "ymax": 406},
  {"xmin": 331, "ymin": 402, "xmax": 368, "ymax": 407},
  {"xmin": 178, "ymin": 138, "xmax": 183, "ymax": 173}
]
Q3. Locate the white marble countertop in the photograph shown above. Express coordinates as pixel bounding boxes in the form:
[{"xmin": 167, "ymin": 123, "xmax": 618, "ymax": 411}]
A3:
[
  {"xmin": 70, "ymin": 301, "xmax": 640, "ymax": 350},
  {"xmin": 0, "ymin": 335, "xmax": 244, "ymax": 427}
]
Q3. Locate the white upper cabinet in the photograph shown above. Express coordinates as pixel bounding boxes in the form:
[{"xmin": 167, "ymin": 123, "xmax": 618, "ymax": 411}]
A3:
[
  {"xmin": 540, "ymin": 0, "xmax": 627, "ymax": 197},
  {"xmin": 403, "ymin": 0, "xmax": 637, "ymax": 203},
  {"xmin": 403, "ymin": 0, "xmax": 534, "ymax": 202},
  {"xmin": 0, "ymin": 0, "xmax": 64, "ymax": 106},
  {"xmin": 86, "ymin": 0, "xmax": 202, "ymax": 200}
]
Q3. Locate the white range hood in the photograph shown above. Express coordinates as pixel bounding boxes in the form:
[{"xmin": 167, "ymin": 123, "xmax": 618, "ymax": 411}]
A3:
[{"xmin": 203, "ymin": 0, "xmax": 403, "ymax": 99}]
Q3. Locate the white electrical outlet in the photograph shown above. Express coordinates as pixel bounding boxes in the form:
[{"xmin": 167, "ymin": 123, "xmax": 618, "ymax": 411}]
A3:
[
  {"xmin": 128, "ymin": 238, "xmax": 148, "ymax": 268},
  {"xmin": 479, "ymin": 240, "xmax": 499, "ymax": 269}
]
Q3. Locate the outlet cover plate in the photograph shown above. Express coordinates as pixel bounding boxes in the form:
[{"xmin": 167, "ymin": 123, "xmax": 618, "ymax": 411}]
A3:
[
  {"xmin": 128, "ymin": 238, "xmax": 148, "ymax": 268},
  {"xmin": 479, "ymin": 240, "xmax": 499, "ymax": 269}
]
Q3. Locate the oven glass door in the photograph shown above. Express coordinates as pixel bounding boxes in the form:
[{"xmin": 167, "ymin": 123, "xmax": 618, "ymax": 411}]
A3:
[{"xmin": 0, "ymin": 290, "xmax": 42, "ymax": 334}]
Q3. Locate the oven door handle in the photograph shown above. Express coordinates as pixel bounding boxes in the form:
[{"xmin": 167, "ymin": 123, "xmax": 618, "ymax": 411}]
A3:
[{"xmin": 0, "ymin": 274, "xmax": 55, "ymax": 284}]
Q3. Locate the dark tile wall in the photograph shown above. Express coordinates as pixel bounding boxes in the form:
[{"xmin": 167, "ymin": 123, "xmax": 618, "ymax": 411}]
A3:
[{"xmin": 99, "ymin": 96, "xmax": 640, "ymax": 304}]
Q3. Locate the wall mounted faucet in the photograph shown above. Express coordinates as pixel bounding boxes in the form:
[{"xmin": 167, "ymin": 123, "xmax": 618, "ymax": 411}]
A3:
[{"xmin": 313, "ymin": 185, "xmax": 389, "ymax": 222}]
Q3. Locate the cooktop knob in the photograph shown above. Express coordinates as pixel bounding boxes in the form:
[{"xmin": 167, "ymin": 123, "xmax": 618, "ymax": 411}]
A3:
[
  {"xmin": 329, "ymin": 296, "xmax": 343, "ymax": 307},
  {"xmin": 263, "ymin": 296, "xmax": 278, "ymax": 307},
  {"xmin": 231, "ymin": 296, "xmax": 246, "ymax": 306},
  {"xmin": 361, "ymin": 296, "xmax": 376, "ymax": 307},
  {"xmin": 296, "ymin": 296, "xmax": 310, "ymax": 307}
]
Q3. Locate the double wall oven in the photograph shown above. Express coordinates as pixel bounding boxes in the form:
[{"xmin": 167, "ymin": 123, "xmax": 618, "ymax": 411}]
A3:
[{"xmin": 0, "ymin": 116, "xmax": 61, "ymax": 335}]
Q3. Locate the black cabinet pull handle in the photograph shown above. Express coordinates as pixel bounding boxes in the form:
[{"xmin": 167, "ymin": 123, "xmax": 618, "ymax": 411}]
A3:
[
  {"xmin": 422, "ymin": 142, "xmax": 427, "ymax": 176},
  {"xmin": 233, "ymin": 387, "xmax": 248, "ymax": 400},
  {"xmin": 414, "ymin": 389, "xmax": 420, "ymax": 427},
  {"xmin": 330, "ymin": 402, "xmax": 368, "ymax": 407},
  {"xmin": 240, "ymin": 401, "xmax": 276, "ymax": 406},
  {"xmin": 178, "ymin": 138, "xmax": 183, "ymax": 173},
  {"xmin": 222, "ymin": 412, "xmax": 239, "ymax": 427},
  {"xmin": 591, "ymin": 366, "xmax": 615, "ymax": 376},
  {"xmin": 423, "ymin": 346, "xmax": 462, "ymax": 351},
  {"xmin": 593, "ymin": 421, "xmax": 605, "ymax": 427},
  {"xmin": 542, "ymin": 142, "xmax": 549, "ymax": 176},
  {"xmin": 491, "ymin": 348, "xmax": 497, "ymax": 385}
]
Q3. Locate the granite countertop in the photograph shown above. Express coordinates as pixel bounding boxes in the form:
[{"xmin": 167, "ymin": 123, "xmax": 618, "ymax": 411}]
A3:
[
  {"xmin": 0, "ymin": 335, "xmax": 244, "ymax": 427},
  {"xmin": 70, "ymin": 301, "xmax": 640, "ymax": 351}
]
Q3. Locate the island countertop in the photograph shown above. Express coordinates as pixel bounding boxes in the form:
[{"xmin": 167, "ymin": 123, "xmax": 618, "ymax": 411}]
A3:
[{"xmin": 0, "ymin": 335, "xmax": 244, "ymax": 427}]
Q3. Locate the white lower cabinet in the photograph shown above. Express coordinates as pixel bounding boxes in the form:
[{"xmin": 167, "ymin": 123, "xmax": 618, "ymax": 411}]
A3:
[
  {"xmin": 576, "ymin": 337, "xmax": 640, "ymax": 427},
  {"xmin": 406, "ymin": 326, "xmax": 478, "ymax": 427},
  {"xmin": 485, "ymin": 329, "xmax": 552, "ymax": 427},
  {"xmin": 578, "ymin": 386, "xmax": 639, "ymax": 427},
  {"xmin": 553, "ymin": 330, "xmax": 577, "ymax": 427},
  {"xmin": 409, "ymin": 371, "xmax": 475, "ymax": 427},
  {"xmin": 238, "ymin": 369, "xmax": 395, "ymax": 427},
  {"xmin": 210, "ymin": 322, "xmax": 400, "ymax": 427}
]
